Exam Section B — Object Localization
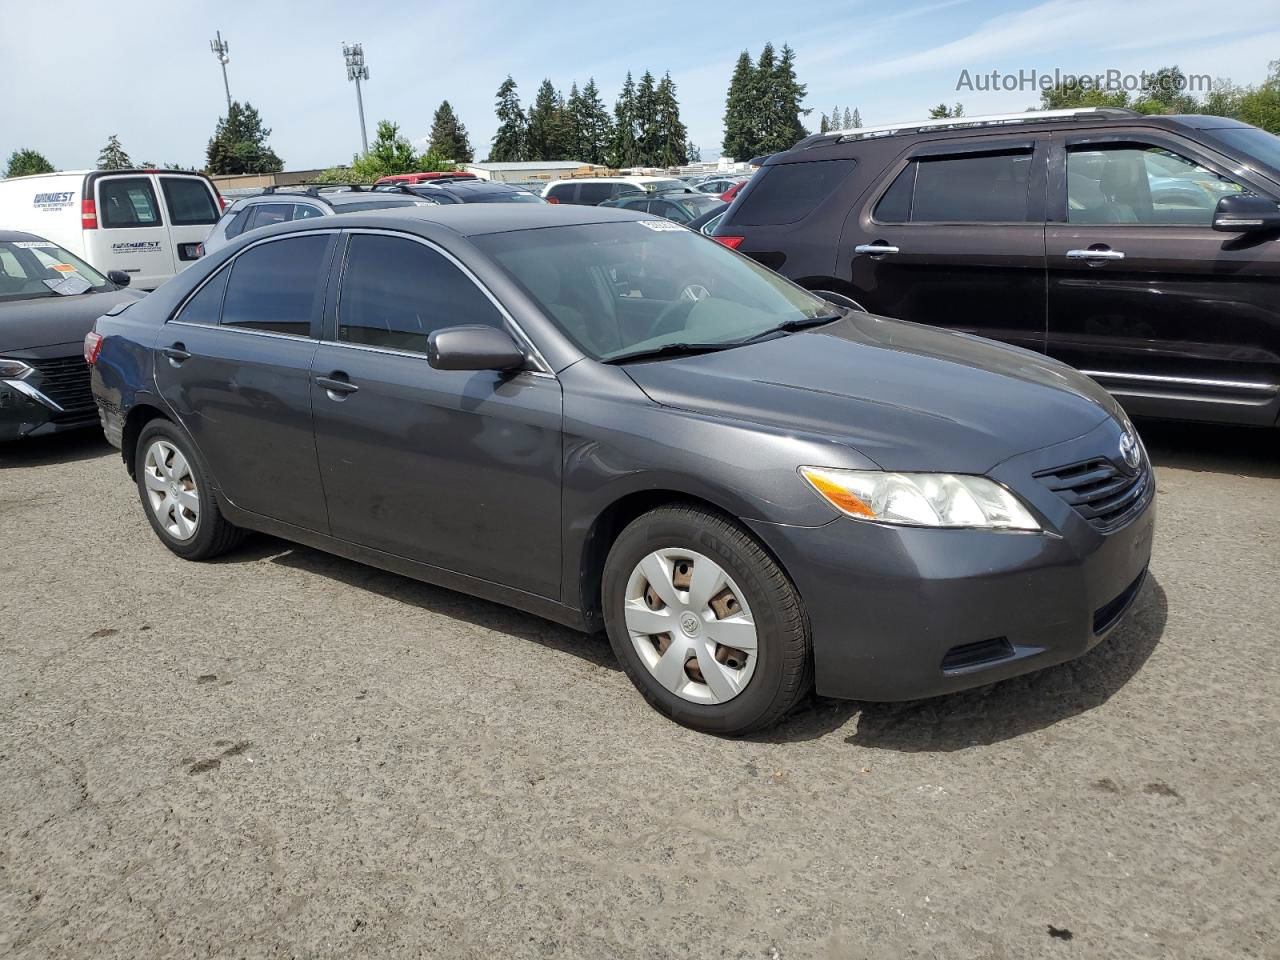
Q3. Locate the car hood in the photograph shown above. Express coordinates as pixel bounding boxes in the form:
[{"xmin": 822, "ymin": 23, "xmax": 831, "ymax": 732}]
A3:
[
  {"xmin": 621, "ymin": 314, "xmax": 1120, "ymax": 474},
  {"xmin": 0, "ymin": 289, "xmax": 142, "ymax": 353}
]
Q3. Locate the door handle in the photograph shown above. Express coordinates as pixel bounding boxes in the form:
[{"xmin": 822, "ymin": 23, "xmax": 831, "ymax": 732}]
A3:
[
  {"xmin": 162, "ymin": 343, "xmax": 191, "ymax": 365},
  {"xmin": 1066, "ymin": 248, "xmax": 1125, "ymax": 261},
  {"xmin": 854, "ymin": 243, "xmax": 900, "ymax": 256},
  {"xmin": 315, "ymin": 374, "xmax": 359, "ymax": 398}
]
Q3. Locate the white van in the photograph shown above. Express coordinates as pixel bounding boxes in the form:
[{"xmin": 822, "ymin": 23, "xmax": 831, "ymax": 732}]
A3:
[{"xmin": 0, "ymin": 170, "xmax": 223, "ymax": 290}]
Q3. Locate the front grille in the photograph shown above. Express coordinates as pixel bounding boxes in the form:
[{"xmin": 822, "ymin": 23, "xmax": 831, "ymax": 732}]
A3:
[
  {"xmin": 28, "ymin": 355, "xmax": 94, "ymax": 416},
  {"xmin": 1035, "ymin": 457, "xmax": 1149, "ymax": 532}
]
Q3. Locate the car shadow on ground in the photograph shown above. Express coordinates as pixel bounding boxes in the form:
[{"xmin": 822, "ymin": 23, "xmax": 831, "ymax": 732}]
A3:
[
  {"xmin": 224, "ymin": 536, "xmax": 622, "ymax": 675},
  {"xmin": 1139, "ymin": 418, "xmax": 1280, "ymax": 479},
  {"xmin": 0, "ymin": 430, "xmax": 113, "ymax": 468}
]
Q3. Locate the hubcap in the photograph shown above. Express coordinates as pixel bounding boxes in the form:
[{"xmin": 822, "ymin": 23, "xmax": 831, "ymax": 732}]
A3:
[
  {"xmin": 142, "ymin": 439, "xmax": 199, "ymax": 541},
  {"xmin": 623, "ymin": 548, "xmax": 758, "ymax": 705}
]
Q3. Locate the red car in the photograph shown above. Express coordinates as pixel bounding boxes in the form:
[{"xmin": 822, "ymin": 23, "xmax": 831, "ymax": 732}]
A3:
[
  {"xmin": 720, "ymin": 181, "xmax": 747, "ymax": 203},
  {"xmin": 374, "ymin": 172, "xmax": 478, "ymax": 187}
]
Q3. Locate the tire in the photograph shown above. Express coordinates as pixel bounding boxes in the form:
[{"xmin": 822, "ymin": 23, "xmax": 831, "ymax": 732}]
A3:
[
  {"xmin": 602, "ymin": 505, "xmax": 812, "ymax": 735},
  {"xmin": 134, "ymin": 419, "xmax": 242, "ymax": 561}
]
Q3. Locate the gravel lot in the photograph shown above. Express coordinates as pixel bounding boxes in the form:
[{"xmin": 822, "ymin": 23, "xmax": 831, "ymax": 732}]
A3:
[{"xmin": 2, "ymin": 421, "xmax": 1278, "ymax": 960}]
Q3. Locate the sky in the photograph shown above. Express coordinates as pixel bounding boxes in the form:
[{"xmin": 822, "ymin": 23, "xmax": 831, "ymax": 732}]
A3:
[{"xmin": 2, "ymin": 0, "xmax": 1278, "ymax": 172}]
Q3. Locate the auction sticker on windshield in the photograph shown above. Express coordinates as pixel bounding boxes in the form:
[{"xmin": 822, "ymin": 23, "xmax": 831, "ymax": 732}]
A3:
[{"xmin": 638, "ymin": 220, "xmax": 684, "ymax": 231}]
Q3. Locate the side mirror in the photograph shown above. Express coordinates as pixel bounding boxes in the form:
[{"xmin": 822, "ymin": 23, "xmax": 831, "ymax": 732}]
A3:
[
  {"xmin": 107, "ymin": 270, "xmax": 131, "ymax": 288},
  {"xmin": 427, "ymin": 325, "xmax": 526, "ymax": 372},
  {"xmin": 1212, "ymin": 194, "xmax": 1280, "ymax": 233}
]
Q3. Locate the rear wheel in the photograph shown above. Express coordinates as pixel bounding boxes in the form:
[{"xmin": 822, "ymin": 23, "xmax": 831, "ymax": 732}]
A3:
[
  {"xmin": 134, "ymin": 420, "xmax": 242, "ymax": 560},
  {"xmin": 602, "ymin": 505, "xmax": 811, "ymax": 735}
]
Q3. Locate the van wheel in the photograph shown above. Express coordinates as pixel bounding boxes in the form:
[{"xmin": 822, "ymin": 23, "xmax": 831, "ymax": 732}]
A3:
[
  {"xmin": 602, "ymin": 505, "xmax": 812, "ymax": 735},
  {"xmin": 134, "ymin": 420, "xmax": 242, "ymax": 560}
]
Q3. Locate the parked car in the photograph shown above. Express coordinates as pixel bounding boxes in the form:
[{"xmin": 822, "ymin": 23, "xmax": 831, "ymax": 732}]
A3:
[
  {"xmin": 599, "ymin": 191, "xmax": 728, "ymax": 224},
  {"xmin": 713, "ymin": 108, "xmax": 1280, "ymax": 427},
  {"xmin": 719, "ymin": 180, "xmax": 748, "ymax": 204},
  {"xmin": 395, "ymin": 180, "xmax": 546, "ymax": 205},
  {"xmin": 686, "ymin": 203, "xmax": 729, "ymax": 236},
  {"xmin": 201, "ymin": 188, "xmax": 433, "ymax": 256},
  {"xmin": 695, "ymin": 177, "xmax": 746, "ymax": 196},
  {"xmin": 541, "ymin": 177, "xmax": 695, "ymax": 205},
  {"xmin": 0, "ymin": 169, "xmax": 223, "ymax": 290},
  {"xmin": 89, "ymin": 204, "xmax": 1153, "ymax": 735},
  {"xmin": 1, "ymin": 231, "xmax": 141, "ymax": 440},
  {"xmin": 374, "ymin": 172, "xmax": 478, "ymax": 188}
]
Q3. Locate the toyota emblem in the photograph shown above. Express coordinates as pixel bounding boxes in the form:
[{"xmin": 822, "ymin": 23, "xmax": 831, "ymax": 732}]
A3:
[{"xmin": 1119, "ymin": 432, "xmax": 1141, "ymax": 471}]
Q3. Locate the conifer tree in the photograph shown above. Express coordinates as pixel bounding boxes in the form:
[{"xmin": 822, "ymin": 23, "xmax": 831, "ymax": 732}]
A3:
[
  {"xmin": 489, "ymin": 76, "xmax": 527, "ymax": 162},
  {"xmin": 428, "ymin": 101, "xmax": 473, "ymax": 163},
  {"xmin": 722, "ymin": 51, "xmax": 756, "ymax": 160},
  {"xmin": 96, "ymin": 134, "xmax": 132, "ymax": 170},
  {"xmin": 610, "ymin": 72, "xmax": 640, "ymax": 168}
]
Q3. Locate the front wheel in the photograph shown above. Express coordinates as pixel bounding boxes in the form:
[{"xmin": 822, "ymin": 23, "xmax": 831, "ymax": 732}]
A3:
[{"xmin": 602, "ymin": 505, "xmax": 812, "ymax": 735}]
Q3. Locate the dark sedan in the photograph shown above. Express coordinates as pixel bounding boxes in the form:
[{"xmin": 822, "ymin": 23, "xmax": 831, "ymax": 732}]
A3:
[
  {"xmin": 88, "ymin": 205, "xmax": 1154, "ymax": 735},
  {"xmin": 599, "ymin": 191, "xmax": 728, "ymax": 225},
  {"xmin": 1, "ymin": 231, "xmax": 141, "ymax": 441}
]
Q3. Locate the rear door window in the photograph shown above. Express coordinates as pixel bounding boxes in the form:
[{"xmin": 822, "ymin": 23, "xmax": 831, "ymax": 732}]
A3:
[
  {"xmin": 731, "ymin": 160, "xmax": 854, "ymax": 225},
  {"xmin": 220, "ymin": 235, "xmax": 330, "ymax": 336},
  {"xmin": 910, "ymin": 151, "xmax": 1033, "ymax": 222},
  {"xmin": 247, "ymin": 203, "xmax": 295, "ymax": 231},
  {"xmin": 176, "ymin": 268, "xmax": 230, "ymax": 326},
  {"xmin": 160, "ymin": 177, "xmax": 219, "ymax": 226},
  {"xmin": 99, "ymin": 177, "xmax": 163, "ymax": 228},
  {"xmin": 336, "ymin": 234, "xmax": 504, "ymax": 354},
  {"xmin": 577, "ymin": 183, "xmax": 615, "ymax": 205}
]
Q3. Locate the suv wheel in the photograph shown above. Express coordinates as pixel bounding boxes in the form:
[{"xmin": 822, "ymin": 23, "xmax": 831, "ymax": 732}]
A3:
[
  {"xmin": 134, "ymin": 420, "xmax": 242, "ymax": 560},
  {"xmin": 602, "ymin": 505, "xmax": 812, "ymax": 735}
]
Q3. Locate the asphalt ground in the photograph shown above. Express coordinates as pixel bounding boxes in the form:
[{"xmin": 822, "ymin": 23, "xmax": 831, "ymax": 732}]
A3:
[{"xmin": 2, "ymin": 419, "xmax": 1277, "ymax": 960}]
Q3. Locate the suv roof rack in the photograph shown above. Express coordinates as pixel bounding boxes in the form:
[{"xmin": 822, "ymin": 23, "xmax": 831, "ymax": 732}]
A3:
[
  {"xmin": 810, "ymin": 107, "xmax": 1139, "ymax": 147},
  {"xmin": 262, "ymin": 184, "xmax": 366, "ymax": 196}
]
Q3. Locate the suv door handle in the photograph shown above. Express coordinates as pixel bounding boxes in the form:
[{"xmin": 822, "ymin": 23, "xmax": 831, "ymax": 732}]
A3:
[
  {"xmin": 315, "ymin": 374, "xmax": 359, "ymax": 398},
  {"xmin": 162, "ymin": 343, "xmax": 191, "ymax": 365},
  {"xmin": 854, "ymin": 243, "xmax": 900, "ymax": 256},
  {"xmin": 1066, "ymin": 248, "xmax": 1125, "ymax": 261}
]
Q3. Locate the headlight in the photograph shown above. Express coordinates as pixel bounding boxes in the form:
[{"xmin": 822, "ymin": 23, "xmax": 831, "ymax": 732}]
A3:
[
  {"xmin": 0, "ymin": 359, "xmax": 33, "ymax": 380},
  {"xmin": 800, "ymin": 466, "xmax": 1040, "ymax": 531}
]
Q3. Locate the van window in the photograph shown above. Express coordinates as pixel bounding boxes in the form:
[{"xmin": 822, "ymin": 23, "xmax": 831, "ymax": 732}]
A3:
[
  {"xmin": 337, "ymin": 234, "xmax": 503, "ymax": 354},
  {"xmin": 546, "ymin": 183, "xmax": 577, "ymax": 203},
  {"xmin": 911, "ymin": 152, "xmax": 1032, "ymax": 222},
  {"xmin": 99, "ymin": 178, "xmax": 162, "ymax": 229},
  {"xmin": 160, "ymin": 178, "xmax": 219, "ymax": 226},
  {"xmin": 577, "ymin": 183, "xmax": 614, "ymax": 204},
  {"xmin": 221, "ymin": 235, "xmax": 329, "ymax": 336},
  {"xmin": 731, "ymin": 160, "xmax": 854, "ymax": 225}
]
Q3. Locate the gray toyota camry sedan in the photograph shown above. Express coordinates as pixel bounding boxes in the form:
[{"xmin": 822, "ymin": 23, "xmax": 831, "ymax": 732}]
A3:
[{"xmin": 89, "ymin": 204, "xmax": 1154, "ymax": 735}]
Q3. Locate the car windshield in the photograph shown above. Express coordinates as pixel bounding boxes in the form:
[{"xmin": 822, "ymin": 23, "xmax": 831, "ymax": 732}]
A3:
[
  {"xmin": 474, "ymin": 221, "xmax": 834, "ymax": 362},
  {"xmin": 677, "ymin": 195, "xmax": 728, "ymax": 214},
  {"xmin": 646, "ymin": 179, "xmax": 692, "ymax": 193},
  {"xmin": 1214, "ymin": 126, "xmax": 1280, "ymax": 173},
  {"xmin": 0, "ymin": 240, "xmax": 110, "ymax": 302},
  {"xmin": 468, "ymin": 189, "xmax": 544, "ymax": 204}
]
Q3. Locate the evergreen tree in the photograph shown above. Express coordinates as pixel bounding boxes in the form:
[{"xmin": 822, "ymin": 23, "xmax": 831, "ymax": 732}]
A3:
[
  {"xmin": 832, "ymin": 104, "xmax": 841, "ymax": 129},
  {"xmin": 749, "ymin": 43, "xmax": 778, "ymax": 157},
  {"xmin": 527, "ymin": 79, "xmax": 571, "ymax": 160},
  {"xmin": 819, "ymin": 113, "xmax": 829, "ymax": 134},
  {"xmin": 927, "ymin": 102, "xmax": 965, "ymax": 119},
  {"xmin": 96, "ymin": 134, "xmax": 132, "ymax": 170},
  {"xmin": 653, "ymin": 73, "xmax": 689, "ymax": 167},
  {"xmin": 205, "ymin": 101, "xmax": 283, "ymax": 174},
  {"xmin": 722, "ymin": 51, "xmax": 756, "ymax": 160},
  {"xmin": 610, "ymin": 72, "xmax": 640, "ymax": 168},
  {"xmin": 849, "ymin": 107, "xmax": 861, "ymax": 128},
  {"xmin": 565, "ymin": 83, "xmax": 586, "ymax": 161},
  {"xmin": 428, "ymin": 101, "xmax": 473, "ymax": 163},
  {"xmin": 4, "ymin": 149, "xmax": 54, "ymax": 178},
  {"xmin": 577, "ymin": 78, "xmax": 613, "ymax": 165},
  {"xmin": 634, "ymin": 71, "xmax": 660, "ymax": 165},
  {"xmin": 489, "ymin": 76, "xmax": 527, "ymax": 162},
  {"xmin": 685, "ymin": 140, "xmax": 701, "ymax": 163},
  {"xmin": 767, "ymin": 44, "xmax": 809, "ymax": 151}
]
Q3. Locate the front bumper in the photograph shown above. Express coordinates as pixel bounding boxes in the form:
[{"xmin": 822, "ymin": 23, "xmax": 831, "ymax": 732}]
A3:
[
  {"xmin": 0, "ymin": 378, "xmax": 97, "ymax": 441},
  {"xmin": 749, "ymin": 419, "xmax": 1156, "ymax": 702}
]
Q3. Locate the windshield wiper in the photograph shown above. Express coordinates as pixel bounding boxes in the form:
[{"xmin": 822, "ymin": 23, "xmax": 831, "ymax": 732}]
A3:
[
  {"xmin": 737, "ymin": 314, "xmax": 843, "ymax": 345},
  {"xmin": 602, "ymin": 342, "xmax": 738, "ymax": 364}
]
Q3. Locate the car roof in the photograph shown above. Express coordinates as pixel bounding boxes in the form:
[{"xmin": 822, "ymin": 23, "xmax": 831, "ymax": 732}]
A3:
[
  {"xmin": 0, "ymin": 230, "xmax": 44, "ymax": 242},
  {"xmin": 242, "ymin": 202, "xmax": 657, "ymax": 241}
]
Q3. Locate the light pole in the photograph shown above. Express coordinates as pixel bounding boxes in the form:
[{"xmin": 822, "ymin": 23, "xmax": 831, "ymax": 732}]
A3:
[
  {"xmin": 209, "ymin": 31, "xmax": 232, "ymax": 113},
  {"xmin": 343, "ymin": 42, "xmax": 370, "ymax": 156}
]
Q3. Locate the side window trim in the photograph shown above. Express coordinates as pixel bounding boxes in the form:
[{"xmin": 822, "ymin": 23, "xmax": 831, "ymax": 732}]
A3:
[
  {"xmin": 167, "ymin": 231, "xmax": 339, "ymax": 340},
  {"xmin": 324, "ymin": 228, "xmax": 553, "ymax": 374},
  {"xmin": 1048, "ymin": 129, "xmax": 1259, "ymax": 223}
]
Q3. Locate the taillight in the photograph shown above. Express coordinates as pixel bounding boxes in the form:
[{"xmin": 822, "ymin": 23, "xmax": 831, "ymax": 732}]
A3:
[
  {"xmin": 84, "ymin": 330, "xmax": 104, "ymax": 365},
  {"xmin": 217, "ymin": 194, "xmax": 227, "ymax": 212},
  {"xmin": 546, "ymin": 195, "xmax": 559, "ymax": 204},
  {"xmin": 714, "ymin": 236, "xmax": 744, "ymax": 250},
  {"xmin": 81, "ymin": 194, "xmax": 98, "ymax": 230}
]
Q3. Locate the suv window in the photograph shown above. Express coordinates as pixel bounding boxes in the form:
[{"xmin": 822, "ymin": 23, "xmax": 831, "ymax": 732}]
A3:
[
  {"xmin": 221, "ymin": 235, "xmax": 329, "ymax": 336},
  {"xmin": 160, "ymin": 177, "xmax": 219, "ymax": 226},
  {"xmin": 336, "ymin": 234, "xmax": 504, "ymax": 354},
  {"xmin": 1066, "ymin": 143, "xmax": 1246, "ymax": 226},
  {"xmin": 247, "ymin": 203, "xmax": 295, "ymax": 231},
  {"xmin": 99, "ymin": 177, "xmax": 162, "ymax": 229},
  {"xmin": 293, "ymin": 204, "xmax": 327, "ymax": 220},
  {"xmin": 577, "ymin": 183, "xmax": 615, "ymax": 204},
  {"xmin": 732, "ymin": 160, "xmax": 853, "ymax": 225},
  {"xmin": 176, "ymin": 268, "xmax": 230, "ymax": 326},
  {"xmin": 547, "ymin": 183, "xmax": 577, "ymax": 203},
  {"xmin": 911, "ymin": 151, "xmax": 1032, "ymax": 222}
]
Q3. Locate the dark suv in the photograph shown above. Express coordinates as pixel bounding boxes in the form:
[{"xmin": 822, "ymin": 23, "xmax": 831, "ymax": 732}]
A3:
[{"xmin": 715, "ymin": 108, "xmax": 1280, "ymax": 427}]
